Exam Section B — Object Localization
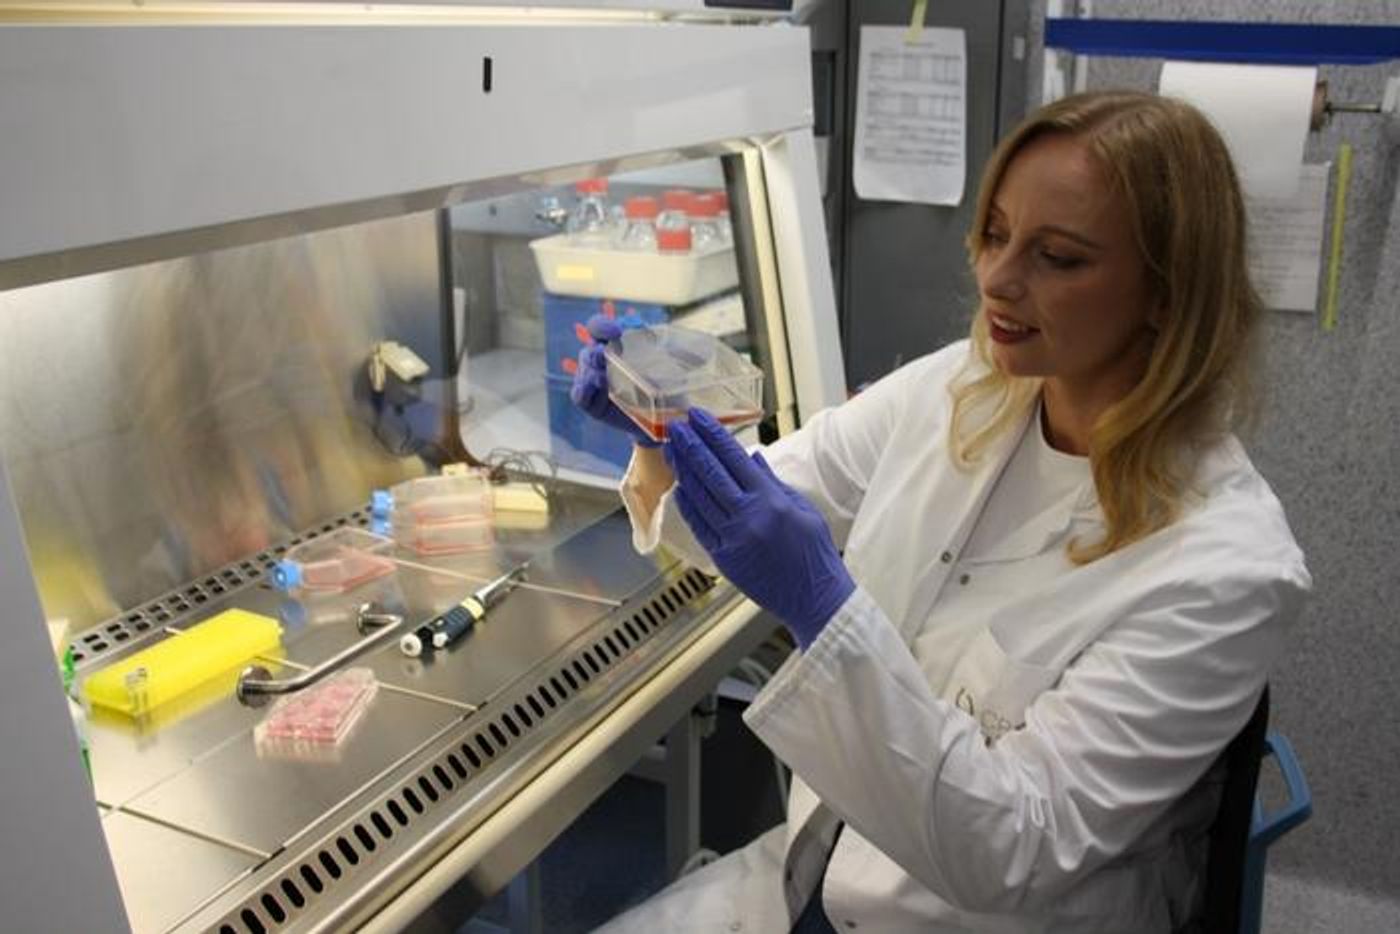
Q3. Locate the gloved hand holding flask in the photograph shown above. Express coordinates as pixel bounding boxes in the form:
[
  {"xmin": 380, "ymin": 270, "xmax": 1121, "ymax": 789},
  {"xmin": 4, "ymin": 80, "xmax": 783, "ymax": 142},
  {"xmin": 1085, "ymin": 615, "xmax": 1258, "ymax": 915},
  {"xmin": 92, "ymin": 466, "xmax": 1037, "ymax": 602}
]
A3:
[
  {"xmin": 569, "ymin": 313, "xmax": 660, "ymax": 447},
  {"xmin": 666, "ymin": 408, "xmax": 855, "ymax": 649}
]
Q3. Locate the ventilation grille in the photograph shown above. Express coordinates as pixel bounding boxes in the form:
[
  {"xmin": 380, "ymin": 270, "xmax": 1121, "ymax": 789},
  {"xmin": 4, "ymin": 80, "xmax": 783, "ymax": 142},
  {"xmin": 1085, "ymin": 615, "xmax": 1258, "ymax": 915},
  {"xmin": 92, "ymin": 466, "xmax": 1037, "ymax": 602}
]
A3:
[
  {"xmin": 69, "ymin": 509, "xmax": 373, "ymax": 666},
  {"xmin": 206, "ymin": 567, "xmax": 715, "ymax": 934}
]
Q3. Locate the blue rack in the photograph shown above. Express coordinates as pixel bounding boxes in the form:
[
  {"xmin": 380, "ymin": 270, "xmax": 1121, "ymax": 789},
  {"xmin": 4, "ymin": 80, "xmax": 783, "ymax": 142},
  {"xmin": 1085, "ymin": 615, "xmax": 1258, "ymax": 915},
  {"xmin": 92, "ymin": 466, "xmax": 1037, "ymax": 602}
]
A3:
[{"xmin": 1044, "ymin": 19, "xmax": 1400, "ymax": 66}]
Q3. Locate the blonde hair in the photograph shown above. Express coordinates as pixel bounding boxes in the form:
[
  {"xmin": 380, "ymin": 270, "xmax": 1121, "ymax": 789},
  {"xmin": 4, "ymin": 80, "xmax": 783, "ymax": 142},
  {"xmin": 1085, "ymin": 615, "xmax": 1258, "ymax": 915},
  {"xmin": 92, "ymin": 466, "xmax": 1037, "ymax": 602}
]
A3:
[{"xmin": 950, "ymin": 90, "xmax": 1261, "ymax": 563}]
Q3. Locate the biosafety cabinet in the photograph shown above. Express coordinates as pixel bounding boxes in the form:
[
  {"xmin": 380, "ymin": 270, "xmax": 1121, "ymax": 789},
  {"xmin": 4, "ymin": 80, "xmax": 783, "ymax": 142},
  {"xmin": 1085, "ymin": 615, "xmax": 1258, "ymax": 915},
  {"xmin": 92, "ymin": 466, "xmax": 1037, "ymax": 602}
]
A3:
[{"xmin": 0, "ymin": 4, "xmax": 843, "ymax": 932}]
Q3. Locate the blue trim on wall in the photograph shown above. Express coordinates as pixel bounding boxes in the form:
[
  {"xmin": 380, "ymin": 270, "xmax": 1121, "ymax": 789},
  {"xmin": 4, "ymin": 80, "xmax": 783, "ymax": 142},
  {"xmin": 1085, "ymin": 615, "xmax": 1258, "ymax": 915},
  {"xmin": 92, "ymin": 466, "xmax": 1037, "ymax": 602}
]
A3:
[{"xmin": 1044, "ymin": 19, "xmax": 1400, "ymax": 65}]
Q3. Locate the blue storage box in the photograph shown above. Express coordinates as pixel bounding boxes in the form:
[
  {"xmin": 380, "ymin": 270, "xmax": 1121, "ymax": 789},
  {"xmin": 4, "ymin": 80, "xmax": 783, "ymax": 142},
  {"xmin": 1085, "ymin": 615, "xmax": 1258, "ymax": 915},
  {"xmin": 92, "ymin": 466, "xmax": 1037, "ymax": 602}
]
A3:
[
  {"xmin": 544, "ymin": 293, "xmax": 669, "ymax": 379},
  {"xmin": 546, "ymin": 374, "xmax": 633, "ymax": 477}
]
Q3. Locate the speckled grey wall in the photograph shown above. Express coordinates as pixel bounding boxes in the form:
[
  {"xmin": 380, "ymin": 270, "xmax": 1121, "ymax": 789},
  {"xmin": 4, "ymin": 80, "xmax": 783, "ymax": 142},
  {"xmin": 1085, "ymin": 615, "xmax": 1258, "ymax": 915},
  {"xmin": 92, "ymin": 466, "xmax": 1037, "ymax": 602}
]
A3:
[{"xmin": 1025, "ymin": 0, "xmax": 1400, "ymax": 899}]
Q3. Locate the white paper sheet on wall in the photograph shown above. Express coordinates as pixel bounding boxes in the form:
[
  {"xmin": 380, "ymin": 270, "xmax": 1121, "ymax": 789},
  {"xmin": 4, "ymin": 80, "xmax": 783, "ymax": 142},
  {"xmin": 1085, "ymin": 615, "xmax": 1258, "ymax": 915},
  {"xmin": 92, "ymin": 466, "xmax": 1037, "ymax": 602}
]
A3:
[
  {"xmin": 1158, "ymin": 61, "xmax": 1316, "ymax": 200},
  {"xmin": 853, "ymin": 25, "xmax": 966, "ymax": 206},
  {"xmin": 1247, "ymin": 163, "xmax": 1330, "ymax": 313}
]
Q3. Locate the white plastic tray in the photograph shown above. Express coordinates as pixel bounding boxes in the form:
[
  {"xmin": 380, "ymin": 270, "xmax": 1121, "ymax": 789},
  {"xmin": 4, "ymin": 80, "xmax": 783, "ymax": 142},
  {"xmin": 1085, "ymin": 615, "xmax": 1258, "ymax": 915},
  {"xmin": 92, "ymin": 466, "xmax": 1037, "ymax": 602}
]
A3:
[{"xmin": 529, "ymin": 233, "xmax": 738, "ymax": 306}]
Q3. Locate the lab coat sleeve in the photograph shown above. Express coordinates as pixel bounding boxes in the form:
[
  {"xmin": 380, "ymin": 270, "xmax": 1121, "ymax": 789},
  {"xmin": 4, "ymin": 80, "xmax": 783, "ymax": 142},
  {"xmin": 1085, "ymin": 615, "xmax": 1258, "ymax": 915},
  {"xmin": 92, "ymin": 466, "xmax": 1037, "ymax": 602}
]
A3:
[
  {"xmin": 743, "ymin": 559, "xmax": 1310, "ymax": 914},
  {"xmin": 621, "ymin": 342, "xmax": 970, "ymax": 559}
]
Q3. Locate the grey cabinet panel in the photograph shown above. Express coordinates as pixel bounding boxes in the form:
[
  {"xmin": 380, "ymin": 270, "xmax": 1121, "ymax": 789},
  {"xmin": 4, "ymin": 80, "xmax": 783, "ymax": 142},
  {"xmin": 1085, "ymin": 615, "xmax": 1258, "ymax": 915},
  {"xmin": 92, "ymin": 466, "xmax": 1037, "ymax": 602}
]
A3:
[
  {"xmin": 804, "ymin": 0, "xmax": 851, "ymax": 317},
  {"xmin": 840, "ymin": 0, "xmax": 1013, "ymax": 388}
]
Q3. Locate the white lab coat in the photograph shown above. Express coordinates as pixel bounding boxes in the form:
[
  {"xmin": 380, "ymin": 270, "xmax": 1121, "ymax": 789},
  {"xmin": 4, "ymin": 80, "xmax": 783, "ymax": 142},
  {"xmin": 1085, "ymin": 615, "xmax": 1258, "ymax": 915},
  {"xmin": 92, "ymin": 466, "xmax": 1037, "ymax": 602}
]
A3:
[{"xmin": 598, "ymin": 340, "xmax": 1310, "ymax": 933}]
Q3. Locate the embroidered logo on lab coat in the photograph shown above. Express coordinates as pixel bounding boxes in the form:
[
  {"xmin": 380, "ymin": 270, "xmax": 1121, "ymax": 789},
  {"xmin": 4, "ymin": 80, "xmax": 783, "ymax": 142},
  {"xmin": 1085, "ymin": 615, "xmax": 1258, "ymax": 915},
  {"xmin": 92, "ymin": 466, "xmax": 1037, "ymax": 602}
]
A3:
[
  {"xmin": 945, "ymin": 628, "xmax": 1058, "ymax": 743},
  {"xmin": 954, "ymin": 686, "xmax": 1020, "ymax": 742}
]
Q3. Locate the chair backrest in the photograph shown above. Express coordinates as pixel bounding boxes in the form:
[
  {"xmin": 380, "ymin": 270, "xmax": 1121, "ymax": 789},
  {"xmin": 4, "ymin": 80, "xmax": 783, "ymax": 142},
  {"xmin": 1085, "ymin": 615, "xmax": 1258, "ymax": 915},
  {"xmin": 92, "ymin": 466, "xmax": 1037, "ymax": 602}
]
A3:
[{"xmin": 1199, "ymin": 687, "xmax": 1271, "ymax": 934}]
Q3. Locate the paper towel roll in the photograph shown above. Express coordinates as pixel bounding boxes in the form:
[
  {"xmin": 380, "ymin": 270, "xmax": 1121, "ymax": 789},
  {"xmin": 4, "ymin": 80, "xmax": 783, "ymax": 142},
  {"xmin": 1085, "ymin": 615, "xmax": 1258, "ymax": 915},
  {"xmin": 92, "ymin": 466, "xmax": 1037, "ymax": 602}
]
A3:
[{"xmin": 1159, "ymin": 61, "xmax": 1316, "ymax": 199}]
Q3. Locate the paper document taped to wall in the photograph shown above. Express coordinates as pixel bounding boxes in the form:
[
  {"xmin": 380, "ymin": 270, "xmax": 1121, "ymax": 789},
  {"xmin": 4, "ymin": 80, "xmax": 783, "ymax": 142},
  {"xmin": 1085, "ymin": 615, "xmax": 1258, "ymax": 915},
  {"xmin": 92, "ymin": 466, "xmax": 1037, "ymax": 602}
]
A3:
[
  {"xmin": 1158, "ymin": 61, "xmax": 1316, "ymax": 199},
  {"xmin": 853, "ymin": 25, "xmax": 966, "ymax": 206},
  {"xmin": 1248, "ymin": 163, "xmax": 1330, "ymax": 313}
]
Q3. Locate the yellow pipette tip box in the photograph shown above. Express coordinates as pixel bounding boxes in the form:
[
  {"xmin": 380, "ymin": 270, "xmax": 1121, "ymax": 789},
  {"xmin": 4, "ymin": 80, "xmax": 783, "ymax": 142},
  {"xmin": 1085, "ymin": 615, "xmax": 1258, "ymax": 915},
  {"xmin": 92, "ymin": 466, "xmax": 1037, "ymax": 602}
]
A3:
[{"xmin": 83, "ymin": 609, "xmax": 282, "ymax": 717}]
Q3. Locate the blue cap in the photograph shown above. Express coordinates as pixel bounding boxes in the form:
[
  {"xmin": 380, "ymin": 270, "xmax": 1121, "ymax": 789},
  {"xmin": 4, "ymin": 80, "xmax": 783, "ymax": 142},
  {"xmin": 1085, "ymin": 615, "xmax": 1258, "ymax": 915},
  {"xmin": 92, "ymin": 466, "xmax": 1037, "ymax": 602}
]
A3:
[
  {"xmin": 371, "ymin": 489, "xmax": 393, "ymax": 518},
  {"xmin": 272, "ymin": 559, "xmax": 302, "ymax": 591},
  {"xmin": 369, "ymin": 516, "xmax": 392, "ymax": 537}
]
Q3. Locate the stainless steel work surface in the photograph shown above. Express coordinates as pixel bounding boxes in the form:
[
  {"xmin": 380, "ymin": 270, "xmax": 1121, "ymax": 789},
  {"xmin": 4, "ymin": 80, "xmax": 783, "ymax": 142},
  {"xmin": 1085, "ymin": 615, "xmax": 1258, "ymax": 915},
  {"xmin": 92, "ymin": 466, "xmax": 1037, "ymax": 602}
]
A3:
[
  {"xmin": 124, "ymin": 687, "xmax": 465, "ymax": 856},
  {"xmin": 509, "ymin": 509, "xmax": 679, "ymax": 604},
  {"xmin": 86, "ymin": 654, "xmax": 298, "ymax": 809},
  {"xmin": 271, "ymin": 566, "xmax": 614, "ymax": 709},
  {"xmin": 384, "ymin": 500, "xmax": 670, "ymax": 606},
  {"xmin": 171, "ymin": 566, "xmax": 737, "ymax": 934},
  {"xmin": 102, "ymin": 809, "xmax": 260, "ymax": 934},
  {"xmin": 84, "ymin": 587, "xmax": 301, "ymax": 807},
  {"xmin": 256, "ymin": 572, "xmax": 408, "ymax": 642}
]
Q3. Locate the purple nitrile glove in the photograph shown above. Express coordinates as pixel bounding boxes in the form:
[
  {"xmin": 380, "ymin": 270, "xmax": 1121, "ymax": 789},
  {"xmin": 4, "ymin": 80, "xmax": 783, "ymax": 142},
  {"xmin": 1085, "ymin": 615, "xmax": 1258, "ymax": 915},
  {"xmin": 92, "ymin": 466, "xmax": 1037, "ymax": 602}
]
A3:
[
  {"xmin": 666, "ymin": 408, "xmax": 856, "ymax": 649},
  {"xmin": 569, "ymin": 313, "xmax": 660, "ymax": 447}
]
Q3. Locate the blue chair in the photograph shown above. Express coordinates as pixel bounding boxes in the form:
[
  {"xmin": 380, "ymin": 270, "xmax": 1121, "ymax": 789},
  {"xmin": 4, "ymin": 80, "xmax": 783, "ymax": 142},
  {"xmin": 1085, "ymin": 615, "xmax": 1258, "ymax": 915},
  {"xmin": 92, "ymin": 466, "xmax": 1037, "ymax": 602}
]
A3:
[
  {"xmin": 1200, "ymin": 689, "xmax": 1314, "ymax": 934},
  {"xmin": 1238, "ymin": 731, "xmax": 1313, "ymax": 934}
]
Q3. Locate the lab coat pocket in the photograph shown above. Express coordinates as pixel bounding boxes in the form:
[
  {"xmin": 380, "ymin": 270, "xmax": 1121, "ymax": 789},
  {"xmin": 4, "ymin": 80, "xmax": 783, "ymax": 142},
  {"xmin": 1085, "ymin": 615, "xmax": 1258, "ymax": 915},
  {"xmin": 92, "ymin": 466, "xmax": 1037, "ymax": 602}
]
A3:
[{"xmin": 946, "ymin": 628, "xmax": 1060, "ymax": 743}]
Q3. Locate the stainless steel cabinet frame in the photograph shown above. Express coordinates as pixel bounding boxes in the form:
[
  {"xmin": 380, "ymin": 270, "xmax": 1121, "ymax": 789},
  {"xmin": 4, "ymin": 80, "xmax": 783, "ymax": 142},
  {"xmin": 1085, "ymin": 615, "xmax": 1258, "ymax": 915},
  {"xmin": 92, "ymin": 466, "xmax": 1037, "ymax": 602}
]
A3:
[{"xmin": 0, "ymin": 8, "xmax": 842, "ymax": 932}]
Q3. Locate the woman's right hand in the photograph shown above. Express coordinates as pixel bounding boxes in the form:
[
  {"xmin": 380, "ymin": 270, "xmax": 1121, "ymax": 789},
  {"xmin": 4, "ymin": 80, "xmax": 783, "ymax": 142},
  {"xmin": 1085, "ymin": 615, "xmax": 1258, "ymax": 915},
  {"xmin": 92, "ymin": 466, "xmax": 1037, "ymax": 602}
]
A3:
[{"xmin": 569, "ymin": 314, "xmax": 661, "ymax": 447}]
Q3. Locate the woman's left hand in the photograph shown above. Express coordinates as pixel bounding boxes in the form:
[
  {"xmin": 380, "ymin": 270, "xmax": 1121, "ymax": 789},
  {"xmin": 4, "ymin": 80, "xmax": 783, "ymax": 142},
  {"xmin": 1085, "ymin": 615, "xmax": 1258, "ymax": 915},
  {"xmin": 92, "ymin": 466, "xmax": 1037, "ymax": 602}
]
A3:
[{"xmin": 666, "ymin": 408, "xmax": 855, "ymax": 649}]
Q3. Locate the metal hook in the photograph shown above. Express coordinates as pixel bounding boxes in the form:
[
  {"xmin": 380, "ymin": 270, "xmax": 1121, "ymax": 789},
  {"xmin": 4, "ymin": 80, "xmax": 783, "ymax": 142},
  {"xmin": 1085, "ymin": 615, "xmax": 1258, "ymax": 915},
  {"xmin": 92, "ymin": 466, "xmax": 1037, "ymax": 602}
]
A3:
[{"xmin": 236, "ymin": 603, "xmax": 404, "ymax": 708}]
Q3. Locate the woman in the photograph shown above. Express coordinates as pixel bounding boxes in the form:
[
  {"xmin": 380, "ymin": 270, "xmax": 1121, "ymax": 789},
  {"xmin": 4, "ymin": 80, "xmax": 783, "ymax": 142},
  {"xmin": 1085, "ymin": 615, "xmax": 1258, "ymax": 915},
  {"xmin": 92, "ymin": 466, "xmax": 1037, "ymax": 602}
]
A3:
[{"xmin": 572, "ymin": 90, "xmax": 1310, "ymax": 932}]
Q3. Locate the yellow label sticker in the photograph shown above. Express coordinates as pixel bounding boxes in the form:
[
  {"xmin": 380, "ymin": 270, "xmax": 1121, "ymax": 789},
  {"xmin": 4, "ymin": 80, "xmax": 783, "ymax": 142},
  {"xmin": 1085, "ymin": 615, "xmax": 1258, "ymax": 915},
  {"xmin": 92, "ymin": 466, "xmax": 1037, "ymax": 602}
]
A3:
[
  {"xmin": 556, "ymin": 264, "xmax": 596, "ymax": 282},
  {"xmin": 1322, "ymin": 143, "xmax": 1352, "ymax": 333},
  {"xmin": 907, "ymin": 0, "xmax": 928, "ymax": 42}
]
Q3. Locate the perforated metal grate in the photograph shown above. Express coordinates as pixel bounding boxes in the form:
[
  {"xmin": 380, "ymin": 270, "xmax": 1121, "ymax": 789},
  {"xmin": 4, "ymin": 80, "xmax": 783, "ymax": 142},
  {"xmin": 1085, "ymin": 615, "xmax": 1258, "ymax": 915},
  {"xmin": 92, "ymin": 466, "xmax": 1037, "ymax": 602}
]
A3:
[
  {"xmin": 207, "ymin": 567, "xmax": 715, "ymax": 934},
  {"xmin": 69, "ymin": 509, "xmax": 373, "ymax": 666}
]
